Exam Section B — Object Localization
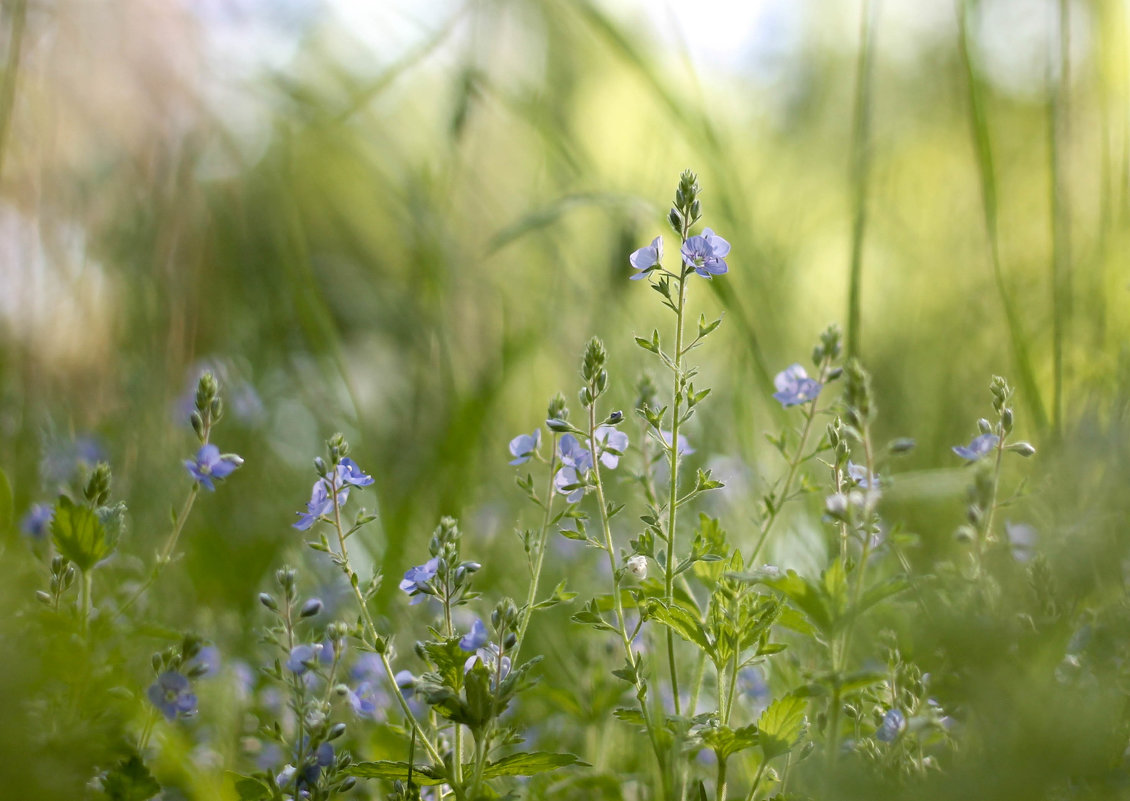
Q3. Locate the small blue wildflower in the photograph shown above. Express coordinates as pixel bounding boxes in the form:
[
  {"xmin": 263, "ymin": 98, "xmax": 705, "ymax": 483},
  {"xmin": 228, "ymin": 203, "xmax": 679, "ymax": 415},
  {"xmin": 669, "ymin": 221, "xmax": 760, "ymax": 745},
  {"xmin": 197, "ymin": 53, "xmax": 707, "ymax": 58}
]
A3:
[
  {"xmin": 772, "ymin": 364, "xmax": 822, "ymax": 407},
  {"xmin": 558, "ymin": 434, "xmax": 593, "ymax": 471},
  {"xmin": 184, "ymin": 444, "xmax": 243, "ymax": 491},
  {"xmin": 188, "ymin": 645, "xmax": 221, "ymax": 678},
  {"xmin": 301, "ymin": 742, "xmax": 335, "ymax": 786},
  {"xmin": 147, "ymin": 671, "xmax": 198, "ymax": 721},
  {"xmin": 629, "ymin": 236, "xmax": 663, "ymax": 280},
  {"xmin": 953, "ymin": 433, "xmax": 999, "ymax": 461},
  {"xmin": 659, "ymin": 429, "xmax": 694, "ymax": 456},
  {"xmin": 847, "ymin": 461, "xmax": 879, "ymax": 489},
  {"xmin": 351, "ymin": 653, "xmax": 383, "ymax": 683},
  {"xmin": 1006, "ymin": 521, "xmax": 1037, "ymax": 562},
  {"xmin": 395, "ymin": 670, "xmax": 417, "ymax": 698},
  {"xmin": 593, "ymin": 425, "xmax": 629, "ymax": 469},
  {"xmin": 348, "ymin": 680, "xmax": 387, "ymax": 720},
  {"xmin": 337, "ymin": 458, "xmax": 374, "ymax": 487},
  {"xmin": 508, "ymin": 429, "xmax": 541, "ymax": 465},
  {"xmin": 286, "ymin": 644, "xmax": 320, "ymax": 675},
  {"xmin": 464, "ymin": 642, "xmax": 511, "ymax": 685},
  {"xmin": 681, "ymin": 228, "xmax": 730, "ymax": 278},
  {"xmin": 399, "ymin": 557, "xmax": 440, "ymax": 603},
  {"xmin": 459, "ymin": 619, "xmax": 489, "ymax": 652},
  {"xmin": 20, "ymin": 503, "xmax": 53, "ymax": 539},
  {"xmin": 876, "ymin": 708, "xmax": 906, "ymax": 742},
  {"xmin": 554, "ymin": 466, "xmax": 585, "ymax": 504}
]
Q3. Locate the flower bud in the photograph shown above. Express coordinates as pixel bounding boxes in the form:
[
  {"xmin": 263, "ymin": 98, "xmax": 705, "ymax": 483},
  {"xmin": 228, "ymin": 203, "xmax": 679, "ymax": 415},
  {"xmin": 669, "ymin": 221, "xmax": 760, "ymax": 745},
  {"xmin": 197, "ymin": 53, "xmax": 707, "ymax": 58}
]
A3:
[
  {"xmin": 35, "ymin": 590, "xmax": 52, "ymax": 606},
  {"xmin": 339, "ymin": 777, "xmax": 357, "ymax": 792},
  {"xmin": 328, "ymin": 722, "xmax": 347, "ymax": 740},
  {"xmin": 300, "ymin": 598, "xmax": 323, "ymax": 618},
  {"xmin": 977, "ymin": 418, "xmax": 992, "ymax": 434},
  {"xmin": 259, "ymin": 592, "xmax": 278, "ymax": 611},
  {"xmin": 1008, "ymin": 441, "xmax": 1036, "ymax": 457},
  {"xmin": 625, "ymin": 555, "xmax": 648, "ymax": 580}
]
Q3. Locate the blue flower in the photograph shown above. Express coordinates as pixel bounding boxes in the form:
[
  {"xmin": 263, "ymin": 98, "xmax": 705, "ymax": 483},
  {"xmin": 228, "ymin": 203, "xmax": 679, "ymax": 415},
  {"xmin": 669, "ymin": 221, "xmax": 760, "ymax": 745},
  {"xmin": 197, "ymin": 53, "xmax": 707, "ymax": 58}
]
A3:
[
  {"xmin": 629, "ymin": 236, "xmax": 663, "ymax": 280},
  {"xmin": 554, "ymin": 435, "xmax": 593, "ymax": 503},
  {"xmin": 952, "ymin": 433, "xmax": 999, "ymax": 461},
  {"xmin": 184, "ymin": 444, "xmax": 243, "ymax": 491},
  {"xmin": 286, "ymin": 644, "xmax": 321, "ymax": 675},
  {"xmin": 594, "ymin": 426, "xmax": 629, "ymax": 469},
  {"xmin": 846, "ymin": 461, "xmax": 879, "ymax": 489},
  {"xmin": 147, "ymin": 671, "xmax": 198, "ymax": 721},
  {"xmin": 464, "ymin": 642, "xmax": 511, "ymax": 685},
  {"xmin": 394, "ymin": 669, "xmax": 417, "ymax": 697},
  {"xmin": 293, "ymin": 479, "xmax": 333, "ymax": 530},
  {"xmin": 348, "ymin": 680, "xmax": 387, "ymax": 719},
  {"xmin": 681, "ymin": 228, "xmax": 730, "ymax": 278},
  {"xmin": 508, "ymin": 429, "xmax": 541, "ymax": 465},
  {"xmin": 337, "ymin": 458, "xmax": 374, "ymax": 487},
  {"xmin": 399, "ymin": 557, "xmax": 440, "ymax": 603},
  {"xmin": 20, "ymin": 503, "xmax": 53, "ymax": 539},
  {"xmin": 459, "ymin": 619, "xmax": 489, "ymax": 652},
  {"xmin": 876, "ymin": 708, "xmax": 906, "ymax": 742},
  {"xmin": 554, "ymin": 466, "xmax": 585, "ymax": 504},
  {"xmin": 772, "ymin": 364, "xmax": 822, "ymax": 407},
  {"xmin": 659, "ymin": 429, "xmax": 694, "ymax": 456}
]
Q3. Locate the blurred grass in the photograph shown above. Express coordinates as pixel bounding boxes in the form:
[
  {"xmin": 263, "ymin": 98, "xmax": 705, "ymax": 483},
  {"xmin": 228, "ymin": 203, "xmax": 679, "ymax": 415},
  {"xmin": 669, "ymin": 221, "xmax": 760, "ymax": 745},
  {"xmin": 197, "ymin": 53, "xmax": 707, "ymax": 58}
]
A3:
[{"xmin": 1, "ymin": 0, "xmax": 1129, "ymax": 798}]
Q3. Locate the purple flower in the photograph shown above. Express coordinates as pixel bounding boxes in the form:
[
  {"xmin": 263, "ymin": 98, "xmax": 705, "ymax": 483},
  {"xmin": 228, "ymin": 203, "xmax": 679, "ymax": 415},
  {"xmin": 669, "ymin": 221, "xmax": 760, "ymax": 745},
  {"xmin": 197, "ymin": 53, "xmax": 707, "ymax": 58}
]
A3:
[
  {"xmin": 876, "ymin": 708, "xmax": 906, "ymax": 742},
  {"xmin": 629, "ymin": 236, "xmax": 663, "ymax": 280},
  {"xmin": 554, "ymin": 466, "xmax": 585, "ymax": 504},
  {"xmin": 953, "ymin": 433, "xmax": 999, "ymax": 462},
  {"xmin": 348, "ymin": 680, "xmax": 387, "ymax": 720},
  {"xmin": 554, "ymin": 435, "xmax": 593, "ymax": 503},
  {"xmin": 293, "ymin": 479, "xmax": 333, "ymax": 530},
  {"xmin": 286, "ymin": 644, "xmax": 320, "ymax": 675},
  {"xmin": 508, "ymin": 429, "xmax": 540, "ymax": 465},
  {"xmin": 659, "ymin": 430, "xmax": 694, "ymax": 456},
  {"xmin": 337, "ymin": 458, "xmax": 374, "ymax": 487},
  {"xmin": 394, "ymin": 670, "xmax": 417, "ymax": 697},
  {"xmin": 184, "ymin": 444, "xmax": 243, "ymax": 491},
  {"xmin": 846, "ymin": 461, "xmax": 879, "ymax": 490},
  {"xmin": 773, "ymin": 364, "xmax": 822, "ymax": 407},
  {"xmin": 399, "ymin": 557, "xmax": 440, "ymax": 603},
  {"xmin": 459, "ymin": 619, "xmax": 489, "ymax": 652},
  {"xmin": 20, "ymin": 503, "xmax": 53, "ymax": 539},
  {"xmin": 188, "ymin": 645, "xmax": 221, "ymax": 678},
  {"xmin": 464, "ymin": 642, "xmax": 511, "ymax": 685},
  {"xmin": 681, "ymin": 228, "xmax": 730, "ymax": 278},
  {"xmin": 147, "ymin": 671, "xmax": 198, "ymax": 721},
  {"xmin": 593, "ymin": 426, "xmax": 629, "ymax": 469}
]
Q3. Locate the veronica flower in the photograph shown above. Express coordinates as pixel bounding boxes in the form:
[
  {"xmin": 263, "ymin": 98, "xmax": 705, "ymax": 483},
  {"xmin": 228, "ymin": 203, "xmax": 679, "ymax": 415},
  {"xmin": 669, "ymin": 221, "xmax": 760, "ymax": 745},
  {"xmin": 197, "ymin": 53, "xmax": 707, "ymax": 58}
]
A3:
[
  {"xmin": 459, "ymin": 619, "xmax": 489, "ymax": 652},
  {"xmin": 293, "ymin": 479, "xmax": 335, "ymax": 531},
  {"xmin": 184, "ymin": 444, "xmax": 243, "ymax": 491},
  {"xmin": 952, "ymin": 433, "xmax": 999, "ymax": 461},
  {"xmin": 554, "ymin": 434, "xmax": 593, "ymax": 503},
  {"xmin": 399, "ymin": 557, "xmax": 440, "ymax": 603},
  {"xmin": 593, "ymin": 425, "xmax": 629, "ymax": 469},
  {"xmin": 680, "ymin": 228, "xmax": 730, "ymax": 278},
  {"xmin": 148, "ymin": 671, "xmax": 198, "ymax": 721},
  {"xmin": 286, "ymin": 644, "xmax": 321, "ymax": 675},
  {"xmin": 629, "ymin": 236, "xmax": 663, "ymax": 280},
  {"xmin": 347, "ymin": 681, "xmax": 387, "ymax": 720},
  {"xmin": 508, "ymin": 429, "xmax": 540, "ymax": 465},
  {"xmin": 846, "ymin": 461, "xmax": 879, "ymax": 489},
  {"xmin": 464, "ymin": 642, "xmax": 511, "ymax": 686},
  {"xmin": 20, "ymin": 503, "xmax": 53, "ymax": 539},
  {"xmin": 336, "ymin": 458, "xmax": 374, "ymax": 487},
  {"xmin": 772, "ymin": 364, "xmax": 822, "ymax": 407},
  {"xmin": 876, "ymin": 708, "xmax": 906, "ymax": 742}
]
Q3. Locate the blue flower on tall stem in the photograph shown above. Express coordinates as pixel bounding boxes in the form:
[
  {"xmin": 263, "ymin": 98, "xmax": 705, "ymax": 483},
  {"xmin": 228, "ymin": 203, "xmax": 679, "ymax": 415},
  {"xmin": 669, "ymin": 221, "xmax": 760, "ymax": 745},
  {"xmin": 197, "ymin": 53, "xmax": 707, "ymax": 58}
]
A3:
[
  {"xmin": 147, "ymin": 671, "xmax": 198, "ymax": 720},
  {"xmin": 286, "ymin": 644, "xmax": 320, "ymax": 675},
  {"xmin": 681, "ymin": 229, "xmax": 730, "ymax": 278},
  {"xmin": 629, "ymin": 236, "xmax": 663, "ymax": 280},
  {"xmin": 508, "ymin": 429, "xmax": 540, "ymax": 465},
  {"xmin": 459, "ymin": 619, "xmax": 489, "ymax": 652},
  {"xmin": 184, "ymin": 444, "xmax": 243, "ymax": 491},
  {"xmin": 293, "ymin": 458, "xmax": 373, "ymax": 530},
  {"xmin": 399, "ymin": 557, "xmax": 440, "ymax": 603},
  {"xmin": 772, "ymin": 364, "xmax": 822, "ymax": 407},
  {"xmin": 953, "ymin": 433, "xmax": 999, "ymax": 462},
  {"xmin": 594, "ymin": 425, "xmax": 629, "ymax": 469},
  {"xmin": 876, "ymin": 708, "xmax": 906, "ymax": 742}
]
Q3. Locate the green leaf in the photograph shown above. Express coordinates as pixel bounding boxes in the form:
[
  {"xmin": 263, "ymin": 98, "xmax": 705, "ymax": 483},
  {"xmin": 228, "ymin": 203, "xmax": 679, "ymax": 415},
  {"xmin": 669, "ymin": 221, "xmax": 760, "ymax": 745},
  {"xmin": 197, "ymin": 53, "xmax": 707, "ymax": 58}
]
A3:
[
  {"xmin": 101, "ymin": 754, "xmax": 161, "ymax": 801},
  {"xmin": 228, "ymin": 775, "xmax": 271, "ymax": 801},
  {"xmin": 761, "ymin": 570, "xmax": 834, "ymax": 635},
  {"xmin": 52, "ymin": 495, "xmax": 113, "ymax": 572},
  {"xmin": 699, "ymin": 724, "xmax": 759, "ymax": 759},
  {"xmin": 645, "ymin": 599, "xmax": 714, "ymax": 657},
  {"xmin": 481, "ymin": 751, "xmax": 589, "ymax": 778},
  {"xmin": 347, "ymin": 761, "xmax": 447, "ymax": 785},
  {"xmin": 856, "ymin": 575, "xmax": 911, "ymax": 616},
  {"xmin": 422, "ymin": 637, "xmax": 469, "ymax": 689},
  {"xmin": 758, "ymin": 695, "xmax": 807, "ymax": 761},
  {"xmin": 612, "ymin": 707, "xmax": 647, "ymax": 726}
]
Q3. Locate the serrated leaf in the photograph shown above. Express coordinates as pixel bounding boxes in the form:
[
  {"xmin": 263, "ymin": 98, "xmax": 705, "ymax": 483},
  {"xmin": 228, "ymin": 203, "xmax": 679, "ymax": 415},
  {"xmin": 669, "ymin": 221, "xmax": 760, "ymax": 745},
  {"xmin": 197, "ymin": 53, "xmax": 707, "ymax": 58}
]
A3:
[
  {"xmin": 101, "ymin": 754, "xmax": 161, "ymax": 801},
  {"xmin": 761, "ymin": 570, "xmax": 834, "ymax": 635},
  {"xmin": 645, "ymin": 600, "xmax": 714, "ymax": 657},
  {"xmin": 481, "ymin": 752, "xmax": 589, "ymax": 778},
  {"xmin": 52, "ymin": 495, "xmax": 113, "ymax": 572},
  {"xmin": 613, "ymin": 706, "xmax": 647, "ymax": 726},
  {"xmin": 856, "ymin": 575, "xmax": 911, "ymax": 616},
  {"xmin": 347, "ymin": 761, "xmax": 447, "ymax": 785},
  {"xmin": 758, "ymin": 695, "xmax": 807, "ymax": 760}
]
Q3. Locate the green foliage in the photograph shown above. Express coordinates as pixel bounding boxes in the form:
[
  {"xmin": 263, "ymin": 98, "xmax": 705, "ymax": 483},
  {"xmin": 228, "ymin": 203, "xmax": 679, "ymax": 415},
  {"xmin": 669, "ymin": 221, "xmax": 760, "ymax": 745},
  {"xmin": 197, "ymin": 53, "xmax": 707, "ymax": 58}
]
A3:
[{"xmin": 50, "ymin": 495, "xmax": 115, "ymax": 572}]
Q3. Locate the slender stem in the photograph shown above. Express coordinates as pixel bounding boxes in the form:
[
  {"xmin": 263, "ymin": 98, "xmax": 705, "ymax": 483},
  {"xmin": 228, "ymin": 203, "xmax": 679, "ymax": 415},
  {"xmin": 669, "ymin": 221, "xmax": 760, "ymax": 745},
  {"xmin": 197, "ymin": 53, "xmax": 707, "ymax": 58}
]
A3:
[
  {"xmin": 81, "ymin": 570, "xmax": 93, "ymax": 635},
  {"xmin": 510, "ymin": 436, "xmax": 558, "ymax": 666},
  {"xmin": 115, "ymin": 485, "xmax": 199, "ymax": 622},
  {"xmin": 716, "ymin": 751, "xmax": 728, "ymax": 801},
  {"xmin": 587, "ymin": 402, "xmax": 670, "ymax": 798},
  {"xmin": 745, "ymin": 758, "xmax": 768, "ymax": 801},
  {"xmin": 327, "ymin": 482, "xmax": 449, "ymax": 778},
  {"xmin": 664, "ymin": 270, "xmax": 690, "ymax": 716},
  {"xmin": 748, "ymin": 360, "xmax": 830, "ymax": 566},
  {"xmin": 846, "ymin": 0, "xmax": 876, "ymax": 360},
  {"xmin": 1047, "ymin": 0, "xmax": 1071, "ymax": 438}
]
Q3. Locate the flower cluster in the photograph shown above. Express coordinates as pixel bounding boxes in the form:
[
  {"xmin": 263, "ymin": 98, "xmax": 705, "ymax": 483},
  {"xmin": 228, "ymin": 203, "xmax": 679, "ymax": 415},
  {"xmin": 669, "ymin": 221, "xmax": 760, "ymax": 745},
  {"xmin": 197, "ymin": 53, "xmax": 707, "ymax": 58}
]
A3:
[{"xmin": 293, "ymin": 457, "xmax": 374, "ymax": 530}]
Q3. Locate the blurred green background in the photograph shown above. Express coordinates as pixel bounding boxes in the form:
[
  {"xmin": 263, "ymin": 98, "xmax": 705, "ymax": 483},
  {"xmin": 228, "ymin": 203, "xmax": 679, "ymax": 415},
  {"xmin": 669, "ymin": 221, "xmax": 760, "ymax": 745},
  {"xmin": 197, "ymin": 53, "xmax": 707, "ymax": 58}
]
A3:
[{"xmin": 2, "ymin": 0, "xmax": 1130, "ymax": 798}]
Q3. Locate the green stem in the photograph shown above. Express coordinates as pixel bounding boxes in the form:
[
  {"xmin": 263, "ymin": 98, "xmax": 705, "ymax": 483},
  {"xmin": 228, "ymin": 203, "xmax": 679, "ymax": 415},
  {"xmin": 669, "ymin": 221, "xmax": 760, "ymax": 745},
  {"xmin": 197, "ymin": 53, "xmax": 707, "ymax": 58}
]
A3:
[
  {"xmin": 588, "ymin": 402, "xmax": 670, "ymax": 798},
  {"xmin": 846, "ymin": 0, "xmax": 876, "ymax": 360},
  {"xmin": 510, "ymin": 436, "xmax": 558, "ymax": 666},
  {"xmin": 745, "ymin": 758, "xmax": 768, "ymax": 801},
  {"xmin": 115, "ymin": 485, "xmax": 199, "ymax": 622},
  {"xmin": 716, "ymin": 751, "xmax": 728, "ymax": 801},
  {"xmin": 664, "ymin": 270, "xmax": 690, "ymax": 716},
  {"xmin": 81, "ymin": 570, "xmax": 93, "ymax": 635}
]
